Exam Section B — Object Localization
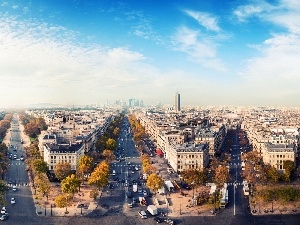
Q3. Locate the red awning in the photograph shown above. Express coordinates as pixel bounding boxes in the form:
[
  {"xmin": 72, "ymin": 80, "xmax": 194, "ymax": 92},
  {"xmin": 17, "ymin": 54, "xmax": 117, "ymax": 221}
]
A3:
[{"xmin": 156, "ymin": 149, "xmax": 164, "ymax": 156}]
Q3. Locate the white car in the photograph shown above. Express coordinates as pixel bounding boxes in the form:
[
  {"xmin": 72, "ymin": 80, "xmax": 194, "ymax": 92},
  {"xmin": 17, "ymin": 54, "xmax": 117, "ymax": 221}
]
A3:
[
  {"xmin": 1, "ymin": 207, "xmax": 6, "ymax": 214},
  {"xmin": 11, "ymin": 197, "xmax": 15, "ymax": 204},
  {"xmin": 12, "ymin": 186, "xmax": 17, "ymax": 191}
]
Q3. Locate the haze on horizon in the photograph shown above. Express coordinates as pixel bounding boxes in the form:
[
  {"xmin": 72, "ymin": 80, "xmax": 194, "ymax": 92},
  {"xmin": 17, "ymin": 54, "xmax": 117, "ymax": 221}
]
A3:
[{"xmin": 0, "ymin": 0, "xmax": 300, "ymax": 108}]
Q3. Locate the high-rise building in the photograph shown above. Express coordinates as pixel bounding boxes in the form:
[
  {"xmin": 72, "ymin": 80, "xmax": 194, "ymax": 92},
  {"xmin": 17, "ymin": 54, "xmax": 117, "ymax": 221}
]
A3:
[{"xmin": 175, "ymin": 92, "xmax": 180, "ymax": 111}]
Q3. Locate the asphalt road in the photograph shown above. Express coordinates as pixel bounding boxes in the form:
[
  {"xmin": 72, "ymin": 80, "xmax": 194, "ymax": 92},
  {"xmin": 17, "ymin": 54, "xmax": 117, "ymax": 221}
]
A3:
[{"xmin": 4, "ymin": 114, "xmax": 36, "ymax": 224}]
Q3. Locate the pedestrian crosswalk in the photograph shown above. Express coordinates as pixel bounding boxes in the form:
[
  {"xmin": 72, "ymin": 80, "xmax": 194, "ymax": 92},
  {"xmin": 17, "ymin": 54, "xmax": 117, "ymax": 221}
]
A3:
[
  {"xmin": 110, "ymin": 182, "xmax": 146, "ymax": 187},
  {"xmin": 227, "ymin": 182, "xmax": 243, "ymax": 186},
  {"xmin": 7, "ymin": 183, "xmax": 30, "ymax": 187},
  {"xmin": 111, "ymin": 164, "xmax": 141, "ymax": 168},
  {"xmin": 9, "ymin": 162, "xmax": 25, "ymax": 166}
]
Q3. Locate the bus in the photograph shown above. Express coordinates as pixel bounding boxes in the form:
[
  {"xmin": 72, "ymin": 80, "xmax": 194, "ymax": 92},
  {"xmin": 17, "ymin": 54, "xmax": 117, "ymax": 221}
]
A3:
[{"xmin": 220, "ymin": 183, "xmax": 228, "ymax": 208}]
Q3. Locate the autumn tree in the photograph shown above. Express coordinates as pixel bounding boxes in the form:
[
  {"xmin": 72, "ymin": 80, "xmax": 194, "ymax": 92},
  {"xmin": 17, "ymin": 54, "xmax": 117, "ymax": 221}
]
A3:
[
  {"xmin": 266, "ymin": 165, "xmax": 281, "ymax": 183},
  {"xmin": 283, "ymin": 160, "xmax": 294, "ymax": 182},
  {"xmin": 32, "ymin": 159, "xmax": 48, "ymax": 174},
  {"xmin": 143, "ymin": 164, "xmax": 157, "ymax": 175},
  {"xmin": 106, "ymin": 138, "xmax": 117, "ymax": 151},
  {"xmin": 96, "ymin": 135, "xmax": 108, "ymax": 153},
  {"xmin": 213, "ymin": 165, "xmax": 231, "ymax": 186},
  {"xmin": 61, "ymin": 174, "xmax": 81, "ymax": 198},
  {"xmin": 55, "ymin": 194, "xmax": 72, "ymax": 212},
  {"xmin": 88, "ymin": 161, "xmax": 109, "ymax": 190},
  {"xmin": 181, "ymin": 169, "xmax": 207, "ymax": 186},
  {"xmin": 3, "ymin": 114, "xmax": 13, "ymax": 122},
  {"xmin": 146, "ymin": 173, "xmax": 164, "ymax": 192},
  {"xmin": 76, "ymin": 155, "xmax": 94, "ymax": 182},
  {"xmin": 34, "ymin": 173, "xmax": 51, "ymax": 199},
  {"xmin": 54, "ymin": 162, "xmax": 72, "ymax": 181},
  {"xmin": 102, "ymin": 149, "xmax": 115, "ymax": 163}
]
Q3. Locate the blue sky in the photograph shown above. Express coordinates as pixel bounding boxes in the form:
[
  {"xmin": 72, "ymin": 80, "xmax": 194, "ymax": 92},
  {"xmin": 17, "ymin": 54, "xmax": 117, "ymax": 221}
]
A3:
[{"xmin": 0, "ymin": 0, "xmax": 300, "ymax": 107}]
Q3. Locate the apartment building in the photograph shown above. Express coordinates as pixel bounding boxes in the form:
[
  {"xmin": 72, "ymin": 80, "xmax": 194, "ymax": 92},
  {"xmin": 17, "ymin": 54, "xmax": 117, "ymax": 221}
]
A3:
[
  {"xmin": 43, "ymin": 142, "xmax": 85, "ymax": 171},
  {"xmin": 263, "ymin": 143, "xmax": 296, "ymax": 171},
  {"xmin": 167, "ymin": 142, "xmax": 209, "ymax": 173}
]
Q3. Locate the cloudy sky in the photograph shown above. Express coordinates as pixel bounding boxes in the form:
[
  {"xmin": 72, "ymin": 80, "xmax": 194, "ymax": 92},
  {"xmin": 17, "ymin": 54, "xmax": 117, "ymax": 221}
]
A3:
[{"xmin": 0, "ymin": 0, "xmax": 299, "ymax": 108}]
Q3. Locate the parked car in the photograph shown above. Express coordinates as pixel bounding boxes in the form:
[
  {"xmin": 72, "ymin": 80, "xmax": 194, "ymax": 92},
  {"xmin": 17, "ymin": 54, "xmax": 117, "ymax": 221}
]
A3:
[
  {"xmin": 1, "ymin": 207, "xmax": 6, "ymax": 214},
  {"xmin": 154, "ymin": 216, "xmax": 162, "ymax": 223},
  {"xmin": 138, "ymin": 210, "xmax": 147, "ymax": 219},
  {"xmin": 0, "ymin": 213, "xmax": 8, "ymax": 221}
]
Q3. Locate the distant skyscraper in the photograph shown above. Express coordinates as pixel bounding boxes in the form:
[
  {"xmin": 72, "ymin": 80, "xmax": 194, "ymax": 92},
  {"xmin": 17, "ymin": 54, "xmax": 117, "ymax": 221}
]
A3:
[{"xmin": 175, "ymin": 92, "xmax": 180, "ymax": 111}]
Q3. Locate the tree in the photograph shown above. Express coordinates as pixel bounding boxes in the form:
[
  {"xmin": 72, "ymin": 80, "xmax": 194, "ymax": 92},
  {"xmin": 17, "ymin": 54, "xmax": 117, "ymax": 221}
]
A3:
[
  {"xmin": 55, "ymin": 194, "xmax": 72, "ymax": 210},
  {"xmin": 181, "ymin": 169, "xmax": 207, "ymax": 186},
  {"xmin": 89, "ymin": 188, "xmax": 99, "ymax": 200},
  {"xmin": 146, "ymin": 173, "xmax": 164, "ymax": 192},
  {"xmin": 61, "ymin": 174, "xmax": 81, "ymax": 198},
  {"xmin": 54, "ymin": 162, "xmax": 72, "ymax": 181},
  {"xmin": 0, "ymin": 180, "xmax": 9, "ymax": 205},
  {"xmin": 24, "ymin": 121, "xmax": 40, "ymax": 138},
  {"xmin": 113, "ymin": 127, "xmax": 120, "ymax": 138},
  {"xmin": 34, "ymin": 173, "xmax": 51, "ymax": 199},
  {"xmin": 143, "ymin": 164, "xmax": 157, "ymax": 175},
  {"xmin": 102, "ymin": 149, "xmax": 115, "ymax": 163},
  {"xmin": 266, "ymin": 165, "xmax": 281, "ymax": 183},
  {"xmin": 88, "ymin": 161, "xmax": 109, "ymax": 190},
  {"xmin": 76, "ymin": 155, "xmax": 94, "ymax": 182},
  {"xmin": 283, "ymin": 160, "xmax": 294, "ymax": 182},
  {"xmin": 96, "ymin": 136, "xmax": 108, "ymax": 153},
  {"xmin": 106, "ymin": 138, "xmax": 117, "ymax": 151},
  {"xmin": 32, "ymin": 159, "xmax": 48, "ymax": 174},
  {"xmin": 213, "ymin": 165, "xmax": 231, "ymax": 186}
]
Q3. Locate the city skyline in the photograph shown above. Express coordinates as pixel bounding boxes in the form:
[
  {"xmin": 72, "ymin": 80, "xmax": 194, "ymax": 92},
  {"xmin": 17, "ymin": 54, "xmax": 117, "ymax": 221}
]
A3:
[{"xmin": 1, "ymin": 0, "xmax": 300, "ymax": 108}]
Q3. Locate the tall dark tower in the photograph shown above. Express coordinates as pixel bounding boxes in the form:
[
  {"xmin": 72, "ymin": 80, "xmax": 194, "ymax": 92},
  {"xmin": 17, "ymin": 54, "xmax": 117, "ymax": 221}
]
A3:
[{"xmin": 175, "ymin": 92, "xmax": 180, "ymax": 112}]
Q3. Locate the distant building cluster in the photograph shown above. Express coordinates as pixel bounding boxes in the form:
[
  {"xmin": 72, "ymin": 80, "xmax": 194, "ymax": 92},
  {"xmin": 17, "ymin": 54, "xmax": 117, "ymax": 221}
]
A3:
[
  {"xmin": 134, "ymin": 108, "xmax": 231, "ymax": 173},
  {"xmin": 26, "ymin": 109, "xmax": 118, "ymax": 171},
  {"xmin": 241, "ymin": 108, "xmax": 300, "ymax": 172}
]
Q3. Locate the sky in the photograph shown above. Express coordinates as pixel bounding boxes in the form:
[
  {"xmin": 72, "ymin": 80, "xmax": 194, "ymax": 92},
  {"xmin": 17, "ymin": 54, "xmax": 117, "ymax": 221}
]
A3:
[{"xmin": 0, "ymin": 0, "xmax": 300, "ymax": 108}]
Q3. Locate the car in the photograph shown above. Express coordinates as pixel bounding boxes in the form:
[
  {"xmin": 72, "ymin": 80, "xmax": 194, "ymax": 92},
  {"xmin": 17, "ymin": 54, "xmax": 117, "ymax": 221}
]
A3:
[
  {"xmin": 143, "ymin": 190, "xmax": 147, "ymax": 196},
  {"xmin": 1, "ymin": 207, "xmax": 6, "ymax": 214},
  {"xmin": 154, "ymin": 217, "xmax": 162, "ymax": 223},
  {"xmin": 10, "ymin": 197, "xmax": 15, "ymax": 204},
  {"xmin": 132, "ymin": 198, "xmax": 137, "ymax": 203},
  {"xmin": 164, "ymin": 218, "xmax": 175, "ymax": 225},
  {"xmin": 138, "ymin": 210, "xmax": 147, "ymax": 219},
  {"xmin": 12, "ymin": 185, "xmax": 17, "ymax": 191},
  {"xmin": 0, "ymin": 213, "xmax": 8, "ymax": 221},
  {"xmin": 128, "ymin": 202, "xmax": 133, "ymax": 208}
]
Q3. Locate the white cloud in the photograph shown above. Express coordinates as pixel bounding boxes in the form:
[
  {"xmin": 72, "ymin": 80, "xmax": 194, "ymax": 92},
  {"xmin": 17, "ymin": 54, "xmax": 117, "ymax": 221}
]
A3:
[
  {"xmin": 234, "ymin": 0, "xmax": 300, "ymax": 34},
  {"xmin": 239, "ymin": 33, "xmax": 300, "ymax": 104},
  {"xmin": 185, "ymin": 10, "xmax": 220, "ymax": 32},
  {"xmin": 171, "ymin": 26, "xmax": 226, "ymax": 72},
  {"xmin": 0, "ymin": 14, "xmax": 163, "ymax": 106}
]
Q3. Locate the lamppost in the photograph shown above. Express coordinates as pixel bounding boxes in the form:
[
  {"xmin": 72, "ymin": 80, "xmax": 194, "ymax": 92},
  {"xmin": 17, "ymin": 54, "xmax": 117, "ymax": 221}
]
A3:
[{"xmin": 180, "ymin": 203, "xmax": 182, "ymax": 215}]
